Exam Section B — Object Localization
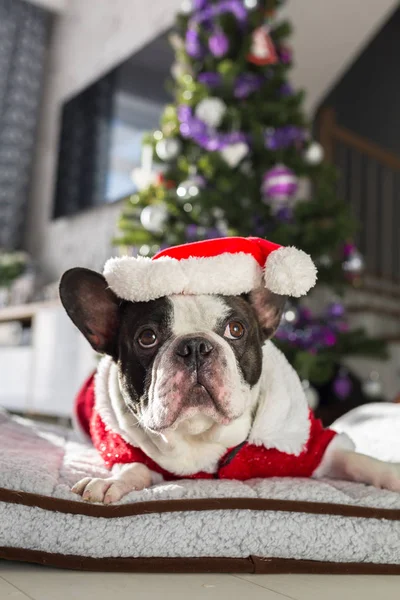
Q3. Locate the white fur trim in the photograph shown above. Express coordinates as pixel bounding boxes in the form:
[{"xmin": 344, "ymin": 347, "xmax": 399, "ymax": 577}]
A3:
[
  {"xmin": 264, "ymin": 247, "xmax": 317, "ymax": 298},
  {"xmin": 96, "ymin": 341, "xmax": 312, "ymax": 477},
  {"xmin": 248, "ymin": 342, "xmax": 310, "ymax": 455},
  {"xmin": 104, "ymin": 253, "xmax": 263, "ymax": 302}
]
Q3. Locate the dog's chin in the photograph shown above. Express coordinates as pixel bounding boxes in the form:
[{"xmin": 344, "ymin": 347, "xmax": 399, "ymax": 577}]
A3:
[{"xmin": 141, "ymin": 385, "xmax": 235, "ymax": 434}]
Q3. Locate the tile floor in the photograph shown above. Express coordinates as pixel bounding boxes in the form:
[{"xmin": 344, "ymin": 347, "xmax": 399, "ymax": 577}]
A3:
[{"xmin": 0, "ymin": 562, "xmax": 399, "ymax": 600}]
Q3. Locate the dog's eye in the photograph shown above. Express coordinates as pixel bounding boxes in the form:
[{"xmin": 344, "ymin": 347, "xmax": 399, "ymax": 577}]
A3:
[
  {"xmin": 224, "ymin": 321, "xmax": 245, "ymax": 340},
  {"xmin": 138, "ymin": 329, "xmax": 158, "ymax": 348}
]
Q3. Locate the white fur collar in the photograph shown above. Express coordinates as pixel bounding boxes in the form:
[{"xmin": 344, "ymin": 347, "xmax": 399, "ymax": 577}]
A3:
[{"xmin": 94, "ymin": 342, "xmax": 310, "ymax": 475}]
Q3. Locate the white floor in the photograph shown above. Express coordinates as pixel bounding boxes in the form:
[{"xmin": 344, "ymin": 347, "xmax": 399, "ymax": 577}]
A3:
[{"xmin": 1, "ymin": 562, "xmax": 400, "ymax": 600}]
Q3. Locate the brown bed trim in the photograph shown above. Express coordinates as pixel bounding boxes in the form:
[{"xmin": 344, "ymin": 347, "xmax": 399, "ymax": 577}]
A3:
[
  {"xmin": 1, "ymin": 548, "xmax": 400, "ymax": 575},
  {"xmin": 1, "ymin": 486, "xmax": 400, "ymax": 521}
]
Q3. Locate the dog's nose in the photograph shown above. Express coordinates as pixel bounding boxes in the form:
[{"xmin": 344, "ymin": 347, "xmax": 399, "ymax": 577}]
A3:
[{"xmin": 176, "ymin": 337, "xmax": 214, "ymax": 366}]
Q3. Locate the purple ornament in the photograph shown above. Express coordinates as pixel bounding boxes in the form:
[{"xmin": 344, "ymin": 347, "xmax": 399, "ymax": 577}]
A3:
[
  {"xmin": 278, "ymin": 46, "xmax": 292, "ymax": 64},
  {"xmin": 275, "ymin": 206, "xmax": 293, "ymax": 222},
  {"xmin": 327, "ymin": 302, "xmax": 346, "ymax": 319},
  {"xmin": 209, "ymin": 31, "xmax": 229, "ymax": 57},
  {"xmin": 265, "ymin": 126, "xmax": 308, "ymax": 151},
  {"xmin": 262, "ymin": 164, "xmax": 298, "ymax": 201},
  {"xmin": 279, "ymin": 83, "xmax": 293, "ymax": 97},
  {"xmin": 234, "ymin": 73, "xmax": 262, "ymax": 99},
  {"xmin": 343, "ymin": 242, "xmax": 356, "ymax": 258},
  {"xmin": 186, "ymin": 224, "xmax": 199, "ymax": 241},
  {"xmin": 322, "ymin": 330, "xmax": 337, "ymax": 347},
  {"xmin": 333, "ymin": 372, "xmax": 352, "ymax": 400},
  {"xmin": 186, "ymin": 28, "xmax": 203, "ymax": 58},
  {"xmin": 198, "ymin": 72, "xmax": 222, "ymax": 87}
]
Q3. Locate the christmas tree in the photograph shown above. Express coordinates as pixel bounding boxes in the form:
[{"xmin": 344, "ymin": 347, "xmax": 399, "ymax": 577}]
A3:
[{"xmin": 116, "ymin": 0, "xmax": 387, "ymax": 412}]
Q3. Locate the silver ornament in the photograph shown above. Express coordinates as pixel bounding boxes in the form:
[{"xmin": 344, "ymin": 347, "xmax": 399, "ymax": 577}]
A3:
[
  {"xmin": 244, "ymin": 0, "xmax": 258, "ymax": 8},
  {"xmin": 155, "ymin": 138, "xmax": 181, "ymax": 161},
  {"xmin": 140, "ymin": 204, "xmax": 168, "ymax": 234},
  {"xmin": 302, "ymin": 380, "xmax": 319, "ymax": 410},
  {"xmin": 176, "ymin": 176, "xmax": 204, "ymax": 201},
  {"xmin": 304, "ymin": 142, "xmax": 324, "ymax": 165},
  {"xmin": 362, "ymin": 371, "xmax": 382, "ymax": 399}
]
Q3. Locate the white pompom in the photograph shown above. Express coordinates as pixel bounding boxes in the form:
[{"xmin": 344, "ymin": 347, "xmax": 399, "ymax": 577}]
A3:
[{"xmin": 264, "ymin": 247, "xmax": 318, "ymax": 297}]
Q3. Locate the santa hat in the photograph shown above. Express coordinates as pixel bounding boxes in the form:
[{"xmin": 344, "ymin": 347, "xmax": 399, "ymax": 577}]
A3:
[{"xmin": 104, "ymin": 236, "xmax": 317, "ymax": 302}]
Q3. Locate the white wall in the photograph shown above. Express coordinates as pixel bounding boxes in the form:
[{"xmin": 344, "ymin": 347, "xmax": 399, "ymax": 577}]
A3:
[{"xmin": 26, "ymin": 0, "xmax": 398, "ymax": 281}]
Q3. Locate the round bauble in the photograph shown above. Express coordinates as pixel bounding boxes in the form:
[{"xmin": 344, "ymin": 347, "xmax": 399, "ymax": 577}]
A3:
[
  {"xmin": 244, "ymin": 0, "xmax": 258, "ymax": 8},
  {"xmin": 333, "ymin": 370, "xmax": 352, "ymax": 400},
  {"xmin": 155, "ymin": 138, "xmax": 181, "ymax": 161},
  {"xmin": 362, "ymin": 372, "xmax": 383, "ymax": 399},
  {"xmin": 262, "ymin": 164, "xmax": 298, "ymax": 203},
  {"xmin": 195, "ymin": 97, "xmax": 226, "ymax": 129},
  {"xmin": 342, "ymin": 248, "xmax": 364, "ymax": 275},
  {"xmin": 304, "ymin": 142, "xmax": 324, "ymax": 165},
  {"xmin": 140, "ymin": 204, "xmax": 168, "ymax": 234}
]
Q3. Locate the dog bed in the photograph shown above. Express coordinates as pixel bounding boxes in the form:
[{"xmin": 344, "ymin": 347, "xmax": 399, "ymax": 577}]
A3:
[{"xmin": 1, "ymin": 404, "xmax": 400, "ymax": 574}]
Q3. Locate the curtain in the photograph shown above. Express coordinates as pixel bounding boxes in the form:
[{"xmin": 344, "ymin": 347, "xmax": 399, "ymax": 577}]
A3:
[{"xmin": 0, "ymin": 0, "xmax": 50, "ymax": 250}]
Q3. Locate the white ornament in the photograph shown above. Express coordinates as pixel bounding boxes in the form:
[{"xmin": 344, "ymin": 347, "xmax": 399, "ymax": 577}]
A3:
[
  {"xmin": 304, "ymin": 142, "xmax": 324, "ymax": 165},
  {"xmin": 180, "ymin": 0, "xmax": 193, "ymax": 14},
  {"xmin": 343, "ymin": 249, "xmax": 364, "ymax": 275},
  {"xmin": 155, "ymin": 138, "xmax": 181, "ymax": 161},
  {"xmin": 244, "ymin": 0, "xmax": 258, "ymax": 8},
  {"xmin": 220, "ymin": 142, "xmax": 248, "ymax": 168},
  {"xmin": 140, "ymin": 204, "xmax": 168, "ymax": 234},
  {"xmin": 302, "ymin": 380, "xmax": 319, "ymax": 410},
  {"xmin": 195, "ymin": 97, "xmax": 226, "ymax": 129},
  {"xmin": 362, "ymin": 371, "xmax": 382, "ymax": 399}
]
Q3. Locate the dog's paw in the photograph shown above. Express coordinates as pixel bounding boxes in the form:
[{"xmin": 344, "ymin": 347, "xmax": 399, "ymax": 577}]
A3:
[
  {"xmin": 71, "ymin": 464, "xmax": 152, "ymax": 504},
  {"xmin": 372, "ymin": 464, "xmax": 400, "ymax": 493}
]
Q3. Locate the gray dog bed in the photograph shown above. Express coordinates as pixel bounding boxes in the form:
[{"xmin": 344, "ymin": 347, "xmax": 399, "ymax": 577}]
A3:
[{"xmin": 1, "ymin": 404, "xmax": 400, "ymax": 573}]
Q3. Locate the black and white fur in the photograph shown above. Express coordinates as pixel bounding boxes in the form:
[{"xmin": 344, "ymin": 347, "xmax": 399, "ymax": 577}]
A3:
[{"xmin": 60, "ymin": 268, "xmax": 400, "ymax": 504}]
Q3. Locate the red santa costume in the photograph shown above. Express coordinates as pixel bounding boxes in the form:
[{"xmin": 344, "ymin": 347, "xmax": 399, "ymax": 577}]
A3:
[{"xmin": 74, "ymin": 236, "xmax": 352, "ymax": 480}]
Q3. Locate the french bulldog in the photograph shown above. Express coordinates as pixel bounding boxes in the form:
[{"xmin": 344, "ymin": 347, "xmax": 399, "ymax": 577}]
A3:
[{"xmin": 60, "ymin": 268, "xmax": 400, "ymax": 504}]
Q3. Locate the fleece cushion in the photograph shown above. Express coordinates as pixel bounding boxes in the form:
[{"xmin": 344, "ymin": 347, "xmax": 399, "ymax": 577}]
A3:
[{"xmin": 1, "ymin": 404, "xmax": 400, "ymax": 573}]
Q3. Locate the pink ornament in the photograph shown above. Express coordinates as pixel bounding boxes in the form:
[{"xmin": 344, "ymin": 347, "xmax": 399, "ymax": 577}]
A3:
[{"xmin": 262, "ymin": 164, "xmax": 298, "ymax": 203}]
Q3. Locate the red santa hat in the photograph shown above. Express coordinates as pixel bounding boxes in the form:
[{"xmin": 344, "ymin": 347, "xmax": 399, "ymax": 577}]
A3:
[{"xmin": 104, "ymin": 236, "xmax": 317, "ymax": 302}]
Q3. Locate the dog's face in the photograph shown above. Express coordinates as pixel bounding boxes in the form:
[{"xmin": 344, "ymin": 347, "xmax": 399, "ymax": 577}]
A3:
[{"xmin": 60, "ymin": 269, "xmax": 286, "ymax": 434}]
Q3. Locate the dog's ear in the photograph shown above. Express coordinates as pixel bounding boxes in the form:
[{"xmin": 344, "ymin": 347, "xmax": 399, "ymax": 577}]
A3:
[
  {"xmin": 59, "ymin": 268, "xmax": 121, "ymax": 356},
  {"xmin": 249, "ymin": 286, "xmax": 287, "ymax": 341}
]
